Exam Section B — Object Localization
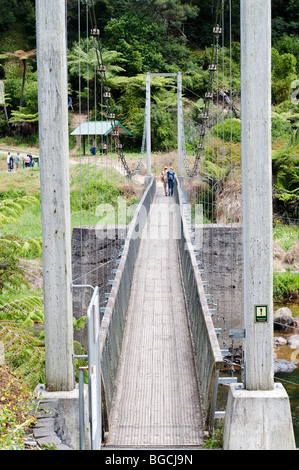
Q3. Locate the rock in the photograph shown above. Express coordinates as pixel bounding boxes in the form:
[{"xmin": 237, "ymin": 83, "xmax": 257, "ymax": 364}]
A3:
[
  {"xmin": 273, "ymin": 307, "xmax": 294, "ymax": 331},
  {"xmin": 287, "ymin": 334, "xmax": 299, "ymax": 350},
  {"xmin": 274, "ymin": 336, "xmax": 287, "ymax": 348},
  {"xmin": 274, "ymin": 359, "xmax": 297, "ymax": 373}
]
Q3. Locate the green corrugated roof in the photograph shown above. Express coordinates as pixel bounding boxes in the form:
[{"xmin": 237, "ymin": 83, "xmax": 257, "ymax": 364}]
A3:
[{"xmin": 70, "ymin": 120, "xmax": 131, "ymax": 136}]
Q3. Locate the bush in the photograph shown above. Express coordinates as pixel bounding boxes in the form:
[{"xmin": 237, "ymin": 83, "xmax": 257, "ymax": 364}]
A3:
[
  {"xmin": 273, "ymin": 271, "xmax": 299, "ymax": 300},
  {"xmin": 212, "ymin": 118, "xmax": 241, "ymax": 143}
]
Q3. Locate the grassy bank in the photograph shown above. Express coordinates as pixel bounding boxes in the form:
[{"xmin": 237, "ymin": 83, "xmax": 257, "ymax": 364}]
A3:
[{"xmin": 273, "ymin": 272, "xmax": 299, "ymax": 301}]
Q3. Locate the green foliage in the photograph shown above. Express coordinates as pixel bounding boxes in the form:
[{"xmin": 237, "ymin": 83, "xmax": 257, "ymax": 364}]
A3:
[
  {"xmin": 0, "ymin": 321, "xmax": 45, "ymax": 389},
  {"xmin": 272, "ymin": 138, "xmax": 299, "ymax": 218},
  {"xmin": 202, "ymin": 426, "xmax": 223, "ymax": 449},
  {"xmin": 272, "ymin": 47, "xmax": 297, "ymax": 104},
  {"xmin": 271, "ymin": 110, "xmax": 295, "ymax": 142},
  {"xmin": 68, "ymin": 38, "xmax": 126, "ymax": 82},
  {"xmin": 0, "ymin": 365, "xmax": 38, "ymax": 450},
  {"xmin": 273, "ymin": 222, "xmax": 299, "ymax": 251},
  {"xmin": 0, "ymin": 0, "xmax": 19, "ymax": 29},
  {"xmin": 70, "ymin": 164, "xmax": 122, "ymax": 212},
  {"xmin": 273, "ymin": 272, "xmax": 299, "ymax": 300},
  {"xmin": 0, "ymin": 195, "xmax": 39, "ymax": 231},
  {"xmin": 272, "ymin": 0, "xmax": 299, "ymax": 41},
  {"xmin": 151, "ymin": 87, "xmax": 178, "ymax": 151},
  {"xmin": 274, "ymin": 34, "xmax": 299, "ymax": 73},
  {"xmin": 0, "ymin": 239, "xmax": 29, "ymax": 292},
  {"xmin": 212, "ymin": 118, "xmax": 241, "ymax": 143},
  {"xmin": 0, "ymin": 291, "xmax": 44, "ymax": 326},
  {"xmin": 0, "ymin": 194, "xmax": 43, "ymax": 324}
]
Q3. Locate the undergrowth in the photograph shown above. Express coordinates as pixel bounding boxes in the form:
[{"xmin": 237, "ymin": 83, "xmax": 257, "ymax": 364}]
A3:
[
  {"xmin": 273, "ymin": 271, "xmax": 299, "ymax": 300},
  {"xmin": 0, "ymin": 366, "xmax": 40, "ymax": 450}
]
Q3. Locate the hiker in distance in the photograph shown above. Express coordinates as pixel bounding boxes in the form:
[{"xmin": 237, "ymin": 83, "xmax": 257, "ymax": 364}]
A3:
[
  {"xmin": 167, "ymin": 167, "xmax": 176, "ymax": 196},
  {"xmin": 161, "ymin": 165, "xmax": 168, "ymax": 196}
]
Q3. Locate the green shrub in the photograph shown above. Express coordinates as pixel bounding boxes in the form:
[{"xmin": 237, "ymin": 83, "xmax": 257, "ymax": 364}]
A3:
[
  {"xmin": 212, "ymin": 118, "xmax": 241, "ymax": 143},
  {"xmin": 273, "ymin": 271, "xmax": 299, "ymax": 300}
]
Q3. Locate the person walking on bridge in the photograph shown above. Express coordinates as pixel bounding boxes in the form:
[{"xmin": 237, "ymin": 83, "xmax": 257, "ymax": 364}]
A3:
[
  {"xmin": 167, "ymin": 167, "xmax": 175, "ymax": 196},
  {"xmin": 161, "ymin": 165, "xmax": 168, "ymax": 196}
]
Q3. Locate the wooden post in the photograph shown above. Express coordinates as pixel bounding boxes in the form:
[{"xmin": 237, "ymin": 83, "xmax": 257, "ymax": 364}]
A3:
[{"xmin": 36, "ymin": 0, "xmax": 74, "ymax": 391}]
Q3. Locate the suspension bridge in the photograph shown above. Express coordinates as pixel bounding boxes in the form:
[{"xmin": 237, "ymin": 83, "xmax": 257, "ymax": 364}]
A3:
[{"xmin": 35, "ymin": 0, "xmax": 296, "ymax": 451}]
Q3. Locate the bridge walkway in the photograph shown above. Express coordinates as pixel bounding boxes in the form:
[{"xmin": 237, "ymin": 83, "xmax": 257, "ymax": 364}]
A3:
[{"xmin": 106, "ymin": 184, "xmax": 204, "ymax": 447}]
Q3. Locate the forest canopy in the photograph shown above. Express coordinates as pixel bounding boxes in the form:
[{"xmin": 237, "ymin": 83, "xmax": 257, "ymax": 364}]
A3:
[{"xmin": 0, "ymin": 0, "xmax": 298, "ymax": 156}]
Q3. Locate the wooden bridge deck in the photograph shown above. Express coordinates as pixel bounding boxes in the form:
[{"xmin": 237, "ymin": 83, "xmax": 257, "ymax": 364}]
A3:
[{"xmin": 106, "ymin": 184, "xmax": 204, "ymax": 447}]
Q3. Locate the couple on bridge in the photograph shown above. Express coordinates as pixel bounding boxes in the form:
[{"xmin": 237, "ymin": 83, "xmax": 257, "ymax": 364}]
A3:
[{"xmin": 161, "ymin": 165, "xmax": 176, "ymax": 197}]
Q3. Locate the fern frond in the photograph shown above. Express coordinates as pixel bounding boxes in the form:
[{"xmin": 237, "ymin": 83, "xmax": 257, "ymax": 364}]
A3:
[
  {"xmin": 0, "ymin": 321, "xmax": 45, "ymax": 389},
  {"xmin": 0, "ymin": 295, "xmax": 44, "ymax": 327},
  {"xmin": 0, "ymin": 213, "xmax": 17, "ymax": 226}
]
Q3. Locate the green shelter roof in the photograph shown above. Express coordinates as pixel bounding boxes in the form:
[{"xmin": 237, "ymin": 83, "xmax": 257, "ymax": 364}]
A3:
[{"xmin": 70, "ymin": 120, "xmax": 131, "ymax": 136}]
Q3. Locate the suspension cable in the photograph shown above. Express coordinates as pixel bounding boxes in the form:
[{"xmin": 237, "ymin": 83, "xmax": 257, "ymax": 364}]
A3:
[{"xmin": 85, "ymin": 0, "xmax": 146, "ymax": 178}]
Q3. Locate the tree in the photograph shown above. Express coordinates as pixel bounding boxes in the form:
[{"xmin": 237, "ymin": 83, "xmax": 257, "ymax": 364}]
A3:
[
  {"xmin": 67, "ymin": 38, "xmax": 126, "ymax": 111},
  {"xmin": 68, "ymin": 38, "xmax": 125, "ymax": 82},
  {"xmin": 0, "ymin": 49, "xmax": 36, "ymax": 109},
  {"xmin": 272, "ymin": 47, "xmax": 297, "ymax": 104}
]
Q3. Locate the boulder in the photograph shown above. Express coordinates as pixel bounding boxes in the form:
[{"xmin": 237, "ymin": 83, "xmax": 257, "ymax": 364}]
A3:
[
  {"xmin": 274, "ymin": 336, "xmax": 287, "ymax": 348},
  {"xmin": 287, "ymin": 334, "xmax": 299, "ymax": 350},
  {"xmin": 273, "ymin": 307, "xmax": 294, "ymax": 331},
  {"xmin": 274, "ymin": 359, "xmax": 297, "ymax": 373}
]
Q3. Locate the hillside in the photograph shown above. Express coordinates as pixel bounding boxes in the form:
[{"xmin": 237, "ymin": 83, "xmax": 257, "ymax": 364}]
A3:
[{"xmin": 0, "ymin": 2, "xmax": 298, "ymax": 220}]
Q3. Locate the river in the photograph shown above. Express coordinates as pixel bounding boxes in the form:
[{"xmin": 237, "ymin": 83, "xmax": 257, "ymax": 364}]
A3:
[
  {"xmin": 215, "ymin": 300, "xmax": 299, "ymax": 448},
  {"xmin": 274, "ymin": 299, "xmax": 299, "ymax": 448}
]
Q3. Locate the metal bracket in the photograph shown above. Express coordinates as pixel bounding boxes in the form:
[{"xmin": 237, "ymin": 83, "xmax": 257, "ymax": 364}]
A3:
[
  {"xmin": 214, "ymin": 411, "xmax": 225, "ymax": 419},
  {"xmin": 229, "ymin": 329, "xmax": 245, "ymax": 338},
  {"xmin": 221, "ymin": 349, "xmax": 230, "ymax": 357},
  {"xmin": 218, "ymin": 377, "xmax": 238, "ymax": 385}
]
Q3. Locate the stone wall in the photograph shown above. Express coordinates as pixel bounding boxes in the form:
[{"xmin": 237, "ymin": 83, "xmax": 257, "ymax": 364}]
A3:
[
  {"xmin": 71, "ymin": 225, "xmax": 126, "ymax": 350},
  {"xmin": 198, "ymin": 224, "xmax": 244, "ymax": 346}
]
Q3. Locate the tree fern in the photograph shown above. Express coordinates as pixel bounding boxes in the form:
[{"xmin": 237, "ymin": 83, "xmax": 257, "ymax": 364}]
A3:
[
  {"xmin": 0, "ymin": 241, "xmax": 29, "ymax": 292},
  {"xmin": 0, "ymin": 235, "xmax": 43, "ymax": 258},
  {"xmin": 0, "ymin": 196, "xmax": 38, "ymax": 221},
  {"xmin": 0, "ymin": 321, "xmax": 45, "ymax": 389},
  {"xmin": 0, "ymin": 212, "xmax": 17, "ymax": 226},
  {"xmin": 0, "ymin": 292, "xmax": 44, "ymax": 327}
]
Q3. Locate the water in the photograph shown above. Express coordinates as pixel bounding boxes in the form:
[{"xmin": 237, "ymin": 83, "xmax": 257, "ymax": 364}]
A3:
[
  {"xmin": 274, "ymin": 300, "xmax": 299, "ymax": 447},
  {"xmin": 215, "ymin": 298, "xmax": 299, "ymax": 448},
  {"xmin": 216, "ymin": 366, "xmax": 299, "ymax": 448},
  {"xmin": 275, "ymin": 368, "xmax": 299, "ymax": 447},
  {"xmin": 274, "ymin": 299, "xmax": 299, "ymax": 317}
]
